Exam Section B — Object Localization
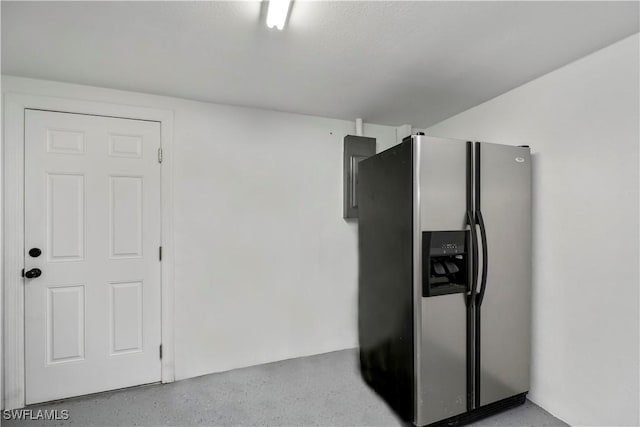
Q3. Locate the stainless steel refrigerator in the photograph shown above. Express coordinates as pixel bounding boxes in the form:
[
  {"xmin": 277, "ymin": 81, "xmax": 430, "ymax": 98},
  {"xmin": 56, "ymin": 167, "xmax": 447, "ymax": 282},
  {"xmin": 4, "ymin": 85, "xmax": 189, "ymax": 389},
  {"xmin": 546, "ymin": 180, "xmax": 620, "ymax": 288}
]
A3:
[{"xmin": 357, "ymin": 134, "xmax": 531, "ymax": 426}]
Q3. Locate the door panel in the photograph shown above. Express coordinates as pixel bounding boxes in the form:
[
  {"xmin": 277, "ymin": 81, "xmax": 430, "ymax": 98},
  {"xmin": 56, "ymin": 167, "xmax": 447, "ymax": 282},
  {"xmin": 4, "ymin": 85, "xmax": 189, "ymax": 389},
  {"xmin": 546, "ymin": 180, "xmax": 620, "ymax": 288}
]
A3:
[
  {"xmin": 415, "ymin": 136, "xmax": 468, "ymax": 425},
  {"xmin": 109, "ymin": 176, "xmax": 143, "ymax": 257},
  {"xmin": 25, "ymin": 110, "xmax": 162, "ymax": 404},
  {"xmin": 47, "ymin": 173, "xmax": 85, "ymax": 261},
  {"xmin": 47, "ymin": 285, "xmax": 85, "ymax": 363},
  {"xmin": 477, "ymin": 142, "xmax": 531, "ymax": 406},
  {"xmin": 109, "ymin": 281, "xmax": 143, "ymax": 354}
]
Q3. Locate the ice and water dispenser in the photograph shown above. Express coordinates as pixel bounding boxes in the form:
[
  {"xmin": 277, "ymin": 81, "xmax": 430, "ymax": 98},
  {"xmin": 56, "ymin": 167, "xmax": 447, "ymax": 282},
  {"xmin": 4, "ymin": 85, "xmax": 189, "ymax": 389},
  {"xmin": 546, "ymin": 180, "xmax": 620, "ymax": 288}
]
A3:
[{"xmin": 422, "ymin": 230, "xmax": 470, "ymax": 297}]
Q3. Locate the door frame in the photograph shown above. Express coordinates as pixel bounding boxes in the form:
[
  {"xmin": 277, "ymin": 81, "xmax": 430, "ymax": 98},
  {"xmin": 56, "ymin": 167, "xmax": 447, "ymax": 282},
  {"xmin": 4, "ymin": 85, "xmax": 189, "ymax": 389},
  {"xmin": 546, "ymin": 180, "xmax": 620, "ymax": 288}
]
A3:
[{"xmin": 3, "ymin": 93, "xmax": 176, "ymax": 410}]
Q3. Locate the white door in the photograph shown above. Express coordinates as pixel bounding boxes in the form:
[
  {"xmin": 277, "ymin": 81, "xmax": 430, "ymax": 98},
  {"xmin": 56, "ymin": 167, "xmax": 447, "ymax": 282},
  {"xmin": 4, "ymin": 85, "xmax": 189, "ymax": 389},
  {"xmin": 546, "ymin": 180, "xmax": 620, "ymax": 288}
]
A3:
[{"xmin": 24, "ymin": 110, "xmax": 162, "ymax": 404}]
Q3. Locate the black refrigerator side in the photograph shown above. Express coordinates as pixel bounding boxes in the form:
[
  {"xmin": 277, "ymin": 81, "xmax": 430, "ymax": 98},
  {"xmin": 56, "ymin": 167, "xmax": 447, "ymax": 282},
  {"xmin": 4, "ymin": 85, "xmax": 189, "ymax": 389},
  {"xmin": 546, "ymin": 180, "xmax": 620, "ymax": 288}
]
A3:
[{"xmin": 358, "ymin": 140, "xmax": 415, "ymax": 422}]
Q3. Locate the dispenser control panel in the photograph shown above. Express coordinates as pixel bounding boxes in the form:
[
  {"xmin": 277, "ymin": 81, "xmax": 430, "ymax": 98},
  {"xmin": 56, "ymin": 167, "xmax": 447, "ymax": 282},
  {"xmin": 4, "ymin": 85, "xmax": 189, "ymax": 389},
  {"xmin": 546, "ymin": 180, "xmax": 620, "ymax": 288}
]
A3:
[{"xmin": 422, "ymin": 230, "xmax": 469, "ymax": 297}]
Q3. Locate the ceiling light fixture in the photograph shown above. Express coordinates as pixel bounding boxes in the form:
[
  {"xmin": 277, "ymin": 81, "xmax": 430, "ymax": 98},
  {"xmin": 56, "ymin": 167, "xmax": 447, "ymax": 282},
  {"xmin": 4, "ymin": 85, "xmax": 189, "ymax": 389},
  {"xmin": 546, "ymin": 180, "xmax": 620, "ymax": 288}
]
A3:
[{"xmin": 266, "ymin": 0, "xmax": 291, "ymax": 30}]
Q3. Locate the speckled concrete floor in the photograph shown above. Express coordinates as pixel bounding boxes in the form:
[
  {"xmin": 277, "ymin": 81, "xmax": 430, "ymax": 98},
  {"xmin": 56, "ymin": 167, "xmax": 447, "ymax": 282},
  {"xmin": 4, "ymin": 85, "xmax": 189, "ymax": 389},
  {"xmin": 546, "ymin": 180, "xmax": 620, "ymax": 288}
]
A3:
[{"xmin": 4, "ymin": 349, "xmax": 566, "ymax": 427}]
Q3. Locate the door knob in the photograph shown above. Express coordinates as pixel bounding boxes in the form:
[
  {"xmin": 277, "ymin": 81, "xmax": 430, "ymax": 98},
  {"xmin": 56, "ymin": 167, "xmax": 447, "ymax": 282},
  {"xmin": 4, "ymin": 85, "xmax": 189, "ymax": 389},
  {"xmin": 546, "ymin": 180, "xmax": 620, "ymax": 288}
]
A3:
[
  {"xmin": 24, "ymin": 268, "xmax": 42, "ymax": 279},
  {"xmin": 29, "ymin": 248, "xmax": 42, "ymax": 258}
]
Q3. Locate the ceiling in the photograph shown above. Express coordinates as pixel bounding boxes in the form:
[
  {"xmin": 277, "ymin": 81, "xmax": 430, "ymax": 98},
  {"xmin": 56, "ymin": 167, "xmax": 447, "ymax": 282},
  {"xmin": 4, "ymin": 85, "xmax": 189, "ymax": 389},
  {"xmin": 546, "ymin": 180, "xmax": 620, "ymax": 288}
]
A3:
[{"xmin": 2, "ymin": 1, "xmax": 638, "ymax": 128}]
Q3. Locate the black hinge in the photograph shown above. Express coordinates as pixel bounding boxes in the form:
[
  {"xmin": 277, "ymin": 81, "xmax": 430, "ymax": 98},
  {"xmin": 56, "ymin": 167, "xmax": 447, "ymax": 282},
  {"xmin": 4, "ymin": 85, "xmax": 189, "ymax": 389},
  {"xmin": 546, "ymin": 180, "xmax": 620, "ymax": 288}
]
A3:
[
  {"xmin": 159, "ymin": 246, "xmax": 162, "ymax": 261},
  {"xmin": 21, "ymin": 268, "xmax": 25, "ymax": 278},
  {"xmin": 159, "ymin": 344, "xmax": 163, "ymax": 359}
]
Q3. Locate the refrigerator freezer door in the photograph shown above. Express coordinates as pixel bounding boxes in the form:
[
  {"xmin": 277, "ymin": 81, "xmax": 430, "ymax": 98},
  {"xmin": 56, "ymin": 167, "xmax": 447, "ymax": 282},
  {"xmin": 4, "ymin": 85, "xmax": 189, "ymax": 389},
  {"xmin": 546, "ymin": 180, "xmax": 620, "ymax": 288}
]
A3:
[
  {"xmin": 476, "ymin": 142, "xmax": 531, "ymax": 407},
  {"xmin": 415, "ymin": 136, "xmax": 469, "ymax": 425}
]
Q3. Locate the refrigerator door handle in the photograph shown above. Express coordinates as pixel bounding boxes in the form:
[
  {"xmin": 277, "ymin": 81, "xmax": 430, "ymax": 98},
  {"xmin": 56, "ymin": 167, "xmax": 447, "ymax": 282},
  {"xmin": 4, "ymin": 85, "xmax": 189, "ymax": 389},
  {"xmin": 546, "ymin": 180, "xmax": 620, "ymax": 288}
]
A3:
[
  {"xmin": 466, "ymin": 210, "xmax": 479, "ymax": 298},
  {"xmin": 475, "ymin": 210, "xmax": 489, "ymax": 305}
]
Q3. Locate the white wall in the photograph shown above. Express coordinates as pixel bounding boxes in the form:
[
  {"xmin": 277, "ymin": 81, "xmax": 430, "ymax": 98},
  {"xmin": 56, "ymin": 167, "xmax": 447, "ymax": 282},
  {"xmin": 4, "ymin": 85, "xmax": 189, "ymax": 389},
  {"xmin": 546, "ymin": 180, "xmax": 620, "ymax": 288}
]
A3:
[
  {"xmin": 1, "ymin": 75, "xmax": 397, "ymax": 382},
  {"xmin": 427, "ymin": 34, "xmax": 640, "ymax": 426}
]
